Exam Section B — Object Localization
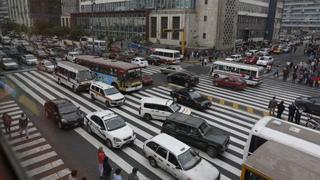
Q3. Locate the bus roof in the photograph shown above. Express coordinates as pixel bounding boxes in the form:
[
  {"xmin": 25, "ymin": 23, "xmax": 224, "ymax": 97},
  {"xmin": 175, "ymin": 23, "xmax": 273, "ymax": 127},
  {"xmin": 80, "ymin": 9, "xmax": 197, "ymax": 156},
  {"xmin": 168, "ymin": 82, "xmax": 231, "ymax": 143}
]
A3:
[
  {"xmin": 153, "ymin": 48, "xmax": 180, "ymax": 53},
  {"xmin": 244, "ymin": 141, "xmax": 320, "ymax": 180},
  {"xmin": 213, "ymin": 60, "xmax": 264, "ymax": 71},
  {"xmin": 57, "ymin": 61, "xmax": 89, "ymax": 73},
  {"xmin": 252, "ymin": 116, "xmax": 320, "ymax": 158},
  {"xmin": 76, "ymin": 55, "xmax": 140, "ymax": 71}
]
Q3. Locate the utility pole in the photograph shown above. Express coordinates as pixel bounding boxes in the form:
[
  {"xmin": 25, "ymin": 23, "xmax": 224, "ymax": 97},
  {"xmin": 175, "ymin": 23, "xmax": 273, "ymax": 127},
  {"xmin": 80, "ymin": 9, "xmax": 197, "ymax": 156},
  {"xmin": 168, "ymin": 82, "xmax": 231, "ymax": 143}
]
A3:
[{"xmin": 91, "ymin": 0, "xmax": 95, "ymax": 55}]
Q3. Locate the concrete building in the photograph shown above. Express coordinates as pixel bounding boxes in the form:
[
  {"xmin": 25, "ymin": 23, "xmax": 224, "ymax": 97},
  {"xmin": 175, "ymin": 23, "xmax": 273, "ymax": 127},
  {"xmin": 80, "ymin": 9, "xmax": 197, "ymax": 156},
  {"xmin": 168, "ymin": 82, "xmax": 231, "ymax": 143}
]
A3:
[
  {"xmin": 61, "ymin": 0, "xmax": 80, "ymax": 28},
  {"xmin": 237, "ymin": 0, "xmax": 283, "ymax": 42},
  {"xmin": 281, "ymin": 0, "xmax": 320, "ymax": 34},
  {"xmin": 72, "ymin": 0, "xmax": 238, "ymax": 51},
  {"xmin": 0, "ymin": 0, "xmax": 9, "ymax": 23},
  {"xmin": 7, "ymin": 0, "xmax": 61, "ymax": 27}
]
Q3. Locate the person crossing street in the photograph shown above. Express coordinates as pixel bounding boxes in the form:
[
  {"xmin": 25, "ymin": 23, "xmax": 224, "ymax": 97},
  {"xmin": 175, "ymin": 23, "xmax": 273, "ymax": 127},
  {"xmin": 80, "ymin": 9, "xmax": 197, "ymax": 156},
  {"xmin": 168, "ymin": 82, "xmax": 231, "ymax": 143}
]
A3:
[
  {"xmin": 288, "ymin": 103, "xmax": 296, "ymax": 122},
  {"xmin": 268, "ymin": 97, "xmax": 278, "ymax": 116},
  {"xmin": 276, "ymin": 101, "xmax": 285, "ymax": 119},
  {"xmin": 19, "ymin": 113, "xmax": 29, "ymax": 139}
]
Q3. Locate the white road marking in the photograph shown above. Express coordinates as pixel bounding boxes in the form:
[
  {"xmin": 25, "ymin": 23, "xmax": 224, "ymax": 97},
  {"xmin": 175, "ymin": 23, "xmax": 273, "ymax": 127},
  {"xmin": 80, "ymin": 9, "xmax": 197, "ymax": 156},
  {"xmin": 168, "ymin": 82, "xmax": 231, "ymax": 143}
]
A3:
[{"xmin": 21, "ymin": 151, "xmax": 57, "ymax": 167}]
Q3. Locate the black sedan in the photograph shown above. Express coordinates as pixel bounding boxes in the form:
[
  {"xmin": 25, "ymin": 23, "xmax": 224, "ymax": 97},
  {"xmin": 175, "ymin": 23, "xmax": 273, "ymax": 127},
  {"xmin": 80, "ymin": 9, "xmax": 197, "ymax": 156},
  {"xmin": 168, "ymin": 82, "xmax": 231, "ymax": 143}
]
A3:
[
  {"xmin": 295, "ymin": 96, "xmax": 320, "ymax": 116},
  {"xmin": 167, "ymin": 72, "xmax": 199, "ymax": 87},
  {"xmin": 146, "ymin": 56, "xmax": 161, "ymax": 66},
  {"xmin": 170, "ymin": 88, "xmax": 211, "ymax": 110}
]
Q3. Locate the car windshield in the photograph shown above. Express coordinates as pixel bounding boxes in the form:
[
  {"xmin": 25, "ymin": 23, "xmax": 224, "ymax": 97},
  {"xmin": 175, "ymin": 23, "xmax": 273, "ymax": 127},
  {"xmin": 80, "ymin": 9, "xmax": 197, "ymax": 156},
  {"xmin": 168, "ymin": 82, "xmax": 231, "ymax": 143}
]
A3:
[
  {"xmin": 174, "ymin": 52, "xmax": 181, "ymax": 58},
  {"xmin": 188, "ymin": 90, "xmax": 202, "ymax": 99},
  {"xmin": 44, "ymin": 61, "xmax": 53, "ymax": 66},
  {"xmin": 58, "ymin": 103, "xmax": 78, "ymax": 115},
  {"xmin": 77, "ymin": 70, "xmax": 92, "ymax": 81},
  {"xmin": 199, "ymin": 122, "xmax": 210, "ymax": 135},
  {"xmin": 104, "ymin": 87, "xmax": 119, "ymax": 95},
  {"xmin": 105, "ymin": 116, "xmax": 126, "ymax": 131},
  {"xmin": 169, "ymin": 102, "xmax": 181, "ymax": 112},
  {"xmin": 26, "ymin": 55, "xmax": 35, "ymax": 59},
  {"xmin": 126, "ymin": 69, "xmax": 142, "ymax": 80},
  {"xmin": 178, "ymin": 149, "xmax": 201, "ymax": 170}
]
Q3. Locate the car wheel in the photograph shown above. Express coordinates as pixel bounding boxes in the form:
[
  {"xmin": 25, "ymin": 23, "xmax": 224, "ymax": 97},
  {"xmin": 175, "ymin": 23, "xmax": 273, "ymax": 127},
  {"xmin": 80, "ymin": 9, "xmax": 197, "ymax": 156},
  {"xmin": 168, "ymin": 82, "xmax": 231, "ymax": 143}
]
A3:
[
  {"xmin": 87, "ymin": 125, "xmax": 92, "ymax": 134},
  {"xmin": 213, "ymin": 74, "xmax": 219, "ymax": 78},
  {"xmin": 148, "ymin": 157, "xmax": 157, "ymax": 168},
  {"xmin": 207, "ymin": 146, "xmax": 217, "ymax": 158},
  {"xmin": 58, "ymin": 121, "xmax": 63, "ymax": 129},
  {"xmin": 167, "ymin": 77, "xmax": 172, "ymax": 83},
  {"xmin": 91, "ymin": 94, "xmax": 95, "ymax": 101},
  {"xmin": 106, "ymin": 139, "xmax": 113, "ymax": 148},
  {"xmin": 299, "ymin": 105, "xmax": 307, "ymax": 112},
  {"xmin": 105, "ymin": 101, "xmax": 111, "ymax": 107},
  {"xmin": 184, "ymin": 82, "xmax": 189, "ymax": 87},
  {"xmin": 143, "ymin": 114, "xmax": 152, "ymax": 121}
]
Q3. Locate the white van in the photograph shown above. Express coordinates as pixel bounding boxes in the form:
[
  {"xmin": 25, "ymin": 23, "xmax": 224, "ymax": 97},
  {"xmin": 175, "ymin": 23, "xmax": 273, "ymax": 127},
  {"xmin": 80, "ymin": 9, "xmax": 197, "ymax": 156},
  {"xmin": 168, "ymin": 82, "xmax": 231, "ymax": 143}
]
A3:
[
  {"xmin": 143, "ymin": 133, "xmax": 220, "ymax": 180},
  {"xmin": 89, "ymin": 81, "xmax": 125, "ymax": 107},
  {"xmin": 139, "ymin": 97, "xmax": 191, "ymax": 121}
]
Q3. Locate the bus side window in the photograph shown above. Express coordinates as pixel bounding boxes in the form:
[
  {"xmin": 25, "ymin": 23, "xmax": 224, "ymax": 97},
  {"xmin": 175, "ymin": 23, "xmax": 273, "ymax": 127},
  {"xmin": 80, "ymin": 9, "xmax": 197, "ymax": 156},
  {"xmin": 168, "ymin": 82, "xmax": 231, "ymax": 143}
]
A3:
[
  {"xmin": 218, "ymin": 65, "xmax": 223, "ymax": 70},
  {"xmin": 248, "ymin": 135, "xmax": 267, "ymax": 156}
]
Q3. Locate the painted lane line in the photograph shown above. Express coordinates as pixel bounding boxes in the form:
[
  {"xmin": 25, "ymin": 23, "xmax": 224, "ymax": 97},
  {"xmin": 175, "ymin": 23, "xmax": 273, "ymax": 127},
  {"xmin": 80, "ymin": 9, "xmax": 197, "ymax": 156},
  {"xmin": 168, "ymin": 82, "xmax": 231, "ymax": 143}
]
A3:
[
  {"xmin": 39, "ymin": 168, "xmax": 71, "ymax": 180},
  {"xmin": 0, "ymin": 100, "xmax": 15, "ymax": 105},
  {"xmin": 21, "ymin": 151, "xmax": 58, "ymax": 167},
  {"xmin": 9, "ymin": 133, "xmax": 42, "ymax": 145},
  {"xmin": 5, "ymin": 127, "xmax": 37, "ymax": 139},
  {"xmin": 13, "ymin": 138, "xmax": 46, "ymax": 151},
  {"xmin": 0, "ymin": 106, "xmax": 20, "ymax": 114},
  {"xmin": 27, "ymin": 159, "xmax": 64, "ymax": 177},
  {"xmin": 0, "ymin": 104, "xmax": 18, "ymax": 110},
  {"xmin": 17, "ymin": 144, "xmax": 52, "ymax": 159}
]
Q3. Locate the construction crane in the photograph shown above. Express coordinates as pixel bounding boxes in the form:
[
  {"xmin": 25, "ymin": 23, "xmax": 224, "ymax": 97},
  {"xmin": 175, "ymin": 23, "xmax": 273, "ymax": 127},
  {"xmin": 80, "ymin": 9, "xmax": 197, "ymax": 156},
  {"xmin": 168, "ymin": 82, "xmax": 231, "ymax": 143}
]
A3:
[{"xmin": 163, "ymin": 28, "xmax": 186, "ymax": 56}]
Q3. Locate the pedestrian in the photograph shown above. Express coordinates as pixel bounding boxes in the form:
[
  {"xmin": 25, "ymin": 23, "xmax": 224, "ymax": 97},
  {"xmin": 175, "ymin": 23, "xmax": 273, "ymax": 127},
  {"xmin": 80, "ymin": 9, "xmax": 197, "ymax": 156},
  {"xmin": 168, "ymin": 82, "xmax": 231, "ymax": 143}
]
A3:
[
  {"xmin": 113, "ymin": 168, "xmax": 123, "ymax": 180},
  {"xmin": 68, "ymin": 170, "xmax": 78, "ymax": 180},
  {"xmin": 204, "ymin": 58, "xmax": 208, "ymax": 66},
  {"xmin": 288, "ymin": 103, "xmax": 296, "ymax": 122},
  {"xmin": 2, "ymin": 112, "xmax": 12, "ymax": 136},
  {"xmin": 128, "ymin": 167, "xmax": 139, "ymax": 180},
  {"xmin": 295, "ymin": 109, "xmax": 302, "ymax": 125},
  {"xmin": 98, "ymin": 147, "xmax": 106, "ymax": 179},
  {"xmin": 292, "ymin": 72, "xmax": 297, "ymax": 83},
  {"xmin": 268, "ymin": 97, "xmax": 277, "ymax": 116},
  {"xmin": 276, "ymin": 101, "xmax": 285, "ymax": 119},
  {"xmin": 103, "ymin": 157, "xmax": 112, "ymax": 180},
  {"xmin": 19, "ymin": 113, "xmax": 29, "ymax": 139}
]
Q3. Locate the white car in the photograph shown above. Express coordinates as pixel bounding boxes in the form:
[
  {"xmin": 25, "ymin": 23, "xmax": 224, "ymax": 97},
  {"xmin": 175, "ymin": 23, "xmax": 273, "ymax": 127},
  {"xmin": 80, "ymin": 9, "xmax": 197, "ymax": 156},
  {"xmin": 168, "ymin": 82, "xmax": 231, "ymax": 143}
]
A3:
[
  {"xmin": 256, "ymin": 56, "xmax": 274, "ymax": 66},
  {"xmin": 37, "ymin": 60, "xmax": 55, "ymax": 72},
  {"xmin": 245, "ymin": 49, "xmax": 258, "ymax": 56},
  {"xmin": 1, "ymin": 58, "xmax": 19, "ymax": 70},
  {"xmin": 225, "ymin": 54, "xmax": 242, "ymax": 62},
  {"xmin": 143, "ymin": 133, "xmax": 220, "ymax": 180},
  {"xmin": 89, "ymin": 81, "xmax": 125, "ymax": 107},
  {"xmin": 131, "ymin": 57, "xmax": 149, "ymax": 67},
  {"xmin": 139, "ymin": 97, "xmax": 191, "ymax": 121},
  {"xmin": 21, "ymin": 54, "xmax": 38, "ymax": 65},
  {"xmin": 160, "ymin": 65, "xmax": 184, "ymax": 74},
  {"xmin": 85, "ymin": 110, "xmax": 136, "ymax": 148},
  {"xmin": 65, "ymin": 51, "xmax": 80, "ymax": 62},
  {"xmin": 258, "ymin": 48, "xmax": 270, "ymax": 56}
]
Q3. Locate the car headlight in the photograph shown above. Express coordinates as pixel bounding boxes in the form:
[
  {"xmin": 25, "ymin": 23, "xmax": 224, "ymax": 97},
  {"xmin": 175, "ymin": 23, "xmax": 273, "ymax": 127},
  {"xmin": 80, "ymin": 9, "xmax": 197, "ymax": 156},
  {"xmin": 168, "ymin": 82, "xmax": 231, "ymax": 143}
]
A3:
[
  {"xmin": 114, "ymin": 137, "xmax": 122, "ymax": 143},
  {"xmin": 61, "ymin": 119, "xmax": 67, "ymax": 123}
]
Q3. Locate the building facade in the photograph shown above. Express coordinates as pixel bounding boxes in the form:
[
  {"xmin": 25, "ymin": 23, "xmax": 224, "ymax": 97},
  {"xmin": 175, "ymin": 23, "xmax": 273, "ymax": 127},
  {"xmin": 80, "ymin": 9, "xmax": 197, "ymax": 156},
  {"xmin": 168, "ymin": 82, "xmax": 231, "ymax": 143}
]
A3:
[
  {"xmin": 281, "ymin": 0, "xmax": 320, "ymax": 35},
  {"xmin": 237, "ymin": 0, "xmax": 283, "ymax": 42},
  {"xmin": 73, "ymin": 0, "xmax": 238, "ymax": 50},
  {"xmin": 7, "ymin": 0, "xmax": 61, "ymax": 27},
  {"xmin": 0, "ymin": 0, "xmax": 9, "ymax": 23},
  {"xmin": 61, "ymin": 0, "xmax": 80, "ymax": 28}
]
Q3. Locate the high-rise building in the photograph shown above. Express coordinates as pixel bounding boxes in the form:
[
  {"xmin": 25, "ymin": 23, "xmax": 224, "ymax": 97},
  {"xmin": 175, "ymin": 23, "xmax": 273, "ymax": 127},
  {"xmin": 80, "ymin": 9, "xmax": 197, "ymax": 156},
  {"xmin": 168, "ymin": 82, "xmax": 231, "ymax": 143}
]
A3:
[
  {"xmin": 61, "ymin": 0, "xmax": 80, "ymax": 28},
  {"xmin": 7, "ymin": 0, "xmax": 61, "ymax": 27},
  {"xmin": 237, "ymin": 0, "xmax": 283, "ymax": 42},
  {"xmin": 0, "ymin": 0, "xmax": 9, "ymax": 23},
  {"xmin": 281, "ymin": 0, "xmax": 320, "ymax": 34},
  {"xmin": 72, "ymin": 0, "xmax": 238, "ymax": 51}
]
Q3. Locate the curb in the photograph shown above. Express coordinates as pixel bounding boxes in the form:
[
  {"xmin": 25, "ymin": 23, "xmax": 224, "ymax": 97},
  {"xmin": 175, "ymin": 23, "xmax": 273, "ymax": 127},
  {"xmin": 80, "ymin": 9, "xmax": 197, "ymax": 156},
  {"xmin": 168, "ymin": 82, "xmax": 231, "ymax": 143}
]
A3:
[{"xmin": 166, "ymin": 83, "xmax": 269, "ymax": 117}]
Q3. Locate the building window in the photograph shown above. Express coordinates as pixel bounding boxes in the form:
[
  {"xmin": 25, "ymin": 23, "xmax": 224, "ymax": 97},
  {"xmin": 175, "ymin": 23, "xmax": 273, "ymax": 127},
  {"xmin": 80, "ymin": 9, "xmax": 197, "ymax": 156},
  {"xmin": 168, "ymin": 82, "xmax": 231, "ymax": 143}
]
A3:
[
  {"xmin": 161, "ymin": 17, "xmax": 168, "ymax": 39},
  {"xmin": 151, "ymin": 17, "xmax": 157, "ymax": 38},
  {"xmin": 172, "ymin": 16, "xmax": 180, "ymax": 40},
  {"xmin": 205, "ymin": 0, "xmax": 208, "ymax": 4},
  {"xmin": 204, "ymin": 16, "xmax": 207, "ymax": 21},
  {"xmin": 203, "ymin": 33, "xmax": 206, "ymax": 39}
]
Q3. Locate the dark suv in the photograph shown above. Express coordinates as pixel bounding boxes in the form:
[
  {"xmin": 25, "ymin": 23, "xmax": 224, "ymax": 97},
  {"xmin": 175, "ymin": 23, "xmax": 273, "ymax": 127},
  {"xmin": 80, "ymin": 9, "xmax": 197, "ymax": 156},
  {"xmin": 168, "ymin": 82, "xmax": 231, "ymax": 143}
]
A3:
[
  {"xmin": 167, "ymin": 72, "xmax": 199, "ymax": 87},
  {"xmin": 170, "ymin": 88, "xmax": 211, "ymax": 110},
  {"xmin": 44, "ymin": 99, "xmax": 83, "ymax": 129},
  {"xmin": 295, "ymin": 96, "xmax": 320, "ymax": 116},
  {"xmin": 161, "ymin": 113, "xmax": 230, "ymax": 157}
]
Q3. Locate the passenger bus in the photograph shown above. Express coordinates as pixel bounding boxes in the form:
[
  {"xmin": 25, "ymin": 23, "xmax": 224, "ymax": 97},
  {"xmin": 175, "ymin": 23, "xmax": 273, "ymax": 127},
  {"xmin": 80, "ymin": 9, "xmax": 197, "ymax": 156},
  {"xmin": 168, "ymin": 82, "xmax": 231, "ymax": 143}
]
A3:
[
  {"xmin": 243, "ymin": 116, "xmax": 320, "ymax": 161},
  {"xmin": 241, "ymin": 141, "xmax": 320, "ymax": 180},
  {"xmin": 211, "ymin": 60, "xmax": 264, "ymax": 86},
  {"xmin": 54, "ymin": 61, "xmax": 93, "ymax": 92},
  {"xmin": 75, "ymin": 55, "xmax": 143, "ymax": 92},
  {"xmin": 87, "ymin": 40, "xmax": 106, "ymax": 50},
  {"xmin": 150, "ymin": 48, "xmax": 182, "ymax": 64}
]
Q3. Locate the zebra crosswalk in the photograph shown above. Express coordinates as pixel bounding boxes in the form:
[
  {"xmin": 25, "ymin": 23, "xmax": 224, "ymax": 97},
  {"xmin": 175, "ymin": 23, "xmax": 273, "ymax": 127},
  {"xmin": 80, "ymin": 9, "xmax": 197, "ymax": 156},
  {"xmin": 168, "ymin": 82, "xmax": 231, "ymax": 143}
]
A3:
[
  {"xmin": 0, "ymin": 100, "xmax": 71, "ymax": 180},
  {"xmin": 3, "ymin": 65, "xmax": 314, "ymax": 180}
]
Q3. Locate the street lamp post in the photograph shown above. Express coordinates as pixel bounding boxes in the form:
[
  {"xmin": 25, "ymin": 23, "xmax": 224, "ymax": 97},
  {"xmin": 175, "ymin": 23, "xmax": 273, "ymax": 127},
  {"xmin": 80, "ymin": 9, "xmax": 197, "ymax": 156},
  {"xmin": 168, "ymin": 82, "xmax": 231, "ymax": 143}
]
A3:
[{"xmin": 91, "ymin": 0, "xmax": 96, "ymax": 54}]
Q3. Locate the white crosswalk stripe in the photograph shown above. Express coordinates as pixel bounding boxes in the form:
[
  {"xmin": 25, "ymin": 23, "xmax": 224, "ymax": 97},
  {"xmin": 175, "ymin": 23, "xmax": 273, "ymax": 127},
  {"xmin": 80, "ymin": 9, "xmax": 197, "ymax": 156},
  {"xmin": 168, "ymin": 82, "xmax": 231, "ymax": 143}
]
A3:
[
  {"xmin": 0, "ymin": 100, "xmax": 70, "ymax": 179},
  {"xmin": 3, "ymin": 68, "xmax": 314, "ymax": 180}
]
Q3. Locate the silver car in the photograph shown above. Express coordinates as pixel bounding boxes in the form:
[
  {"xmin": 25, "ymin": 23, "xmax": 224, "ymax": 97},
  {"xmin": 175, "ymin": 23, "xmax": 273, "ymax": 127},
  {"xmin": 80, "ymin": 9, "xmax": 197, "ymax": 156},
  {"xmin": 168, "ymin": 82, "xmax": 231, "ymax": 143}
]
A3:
[
  {"xmin": 160, "ymin": 65, "xmax": 184, "ymax": 74},
  {"xmin": 1, "ymin": 58, "xmax": 19, "ymax": 70}
]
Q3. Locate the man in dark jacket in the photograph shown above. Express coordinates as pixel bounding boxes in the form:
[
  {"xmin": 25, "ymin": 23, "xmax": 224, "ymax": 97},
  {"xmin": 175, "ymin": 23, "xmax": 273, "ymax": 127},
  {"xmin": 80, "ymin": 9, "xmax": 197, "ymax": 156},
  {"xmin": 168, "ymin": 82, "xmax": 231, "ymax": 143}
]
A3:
[
  {"xmin": 295, "ymin": 110, "xmax": 302, "ymax": 125},
  {"xmin": 103, "ymin": 157, "xmax": 112, "ymax": 180},
  {"xmin": 128, "ymin": 167, "xmax": 139, "ymax": 180},
  {"xmin": 288, "ymin": 103, "xmax": 296, "ymax": 122},
  {"xmin": 268, "ymin": 97, "xmax": 278, "ymax": 116},
  {"xmin": 276, "ymin": 101, "xmax": 285, "ymax": 119}
]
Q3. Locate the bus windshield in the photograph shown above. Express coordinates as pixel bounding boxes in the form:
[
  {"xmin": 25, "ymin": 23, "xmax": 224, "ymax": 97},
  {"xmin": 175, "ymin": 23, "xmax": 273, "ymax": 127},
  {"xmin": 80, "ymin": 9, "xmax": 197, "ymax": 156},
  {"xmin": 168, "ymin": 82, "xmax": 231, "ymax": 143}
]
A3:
[
  {"xmin": 174, "ymin": 52, "xmax": 181, "ymax": 58},
  {"xmin": 126, "ymin": 69, "xmax": 141, "ymax": 80},
  {"xmin": 77, "ymin": 70, "xmax": 92, "ymax": 81}
]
